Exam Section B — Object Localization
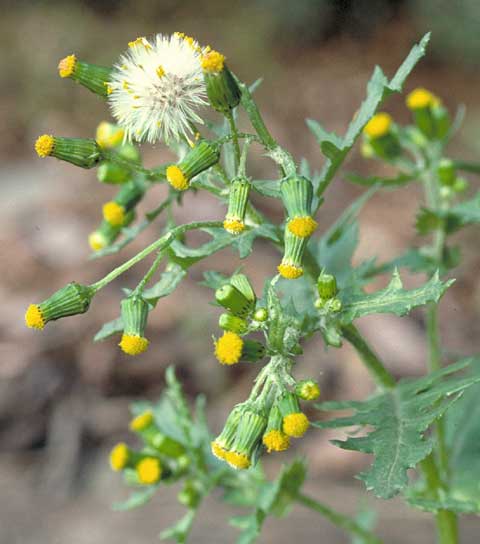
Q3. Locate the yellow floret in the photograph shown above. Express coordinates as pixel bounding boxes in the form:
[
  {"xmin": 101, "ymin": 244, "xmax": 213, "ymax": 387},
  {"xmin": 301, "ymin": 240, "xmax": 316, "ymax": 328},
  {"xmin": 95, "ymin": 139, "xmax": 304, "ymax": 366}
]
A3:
[
  {"xmin": 211, "ymin": 440, "xmax": 227, "ymax": 460},
  {"xmin": 128, "ymin": 37, "xmax": 151, "ymax": 49},
  {"xmin": 130, "ymin": 410, "xmax": 153, "ymax": 432},
  {"xmin": 406, "ymin": 88, "xmax": 439, "ymax": 110},
  {"xmin": 283, "ymin": 412, "xmax": 310, "ymax": 438},
  {"xmin": 96, "ymin": 121, "xmax": 124, "ymax": 149},
  {"xmin": 58, "ymin": 54, "xmax": 77, "ymax": 78},
  {"xmin": 35, "ymin": 134, "xmax": 55, "ymax": 158},
  {"xmin": 214, "ymin": 331, "xmax": 243, "ymax": 365},
  {"xmin": 288, "ymin": 216, "xmax": 318, "ymax": 238},
  {"xmin": 166, "ymin": 165, "xmax": 189, "ymax": 191},
  {"xmin": 136, "ymin": 457, "xmax": 161, "ymax": 485},
  {"xmin": 363, "ymin": 113, "xmax": 392, "ymax": 139},
  {"xmin": 223, "ymin": 218, "xmax": 246, "ymax": 234},
  {"xmin": 225, "ymin": 451, "xmax": 251, "ymax": 470},
  {"xmin": 119, "ymin": 334, "xmax": 149, "ymax": 356},
  {"xmin": 109, "ymin": 442, "xmax": 129, "ymax": 471},
  {"xmin": 201, "ymin": 49, "xmax": 225, "ymax": 73},
  {"xmin": 25, "ymin": 304, "xmax": 45, "ymax": 330},
  {"xmin": 102, "ymin": 201, "xmax": 126, "ymax": 227},
  {"xmin": 278, "ymin": 263, "xmax": 304, "ymax": 280},
  {"xmin": 156, "ymin": 65, "xmax": 165, "ymax": 78},
  {"xmin": 262, "ymin": 430, "xmax": 290, "ymax": 453},
  {"xmin": 88, "ymin": 231, "xmax": 107, "ymax": 251}
]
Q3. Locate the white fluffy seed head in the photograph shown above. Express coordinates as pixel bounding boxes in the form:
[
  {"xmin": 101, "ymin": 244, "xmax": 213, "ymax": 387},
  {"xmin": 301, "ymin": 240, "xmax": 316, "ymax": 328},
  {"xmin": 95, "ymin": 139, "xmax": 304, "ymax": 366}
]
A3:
[{"xmin": 108, "ymin": 34, "xmax": 207, "ymax": 144}]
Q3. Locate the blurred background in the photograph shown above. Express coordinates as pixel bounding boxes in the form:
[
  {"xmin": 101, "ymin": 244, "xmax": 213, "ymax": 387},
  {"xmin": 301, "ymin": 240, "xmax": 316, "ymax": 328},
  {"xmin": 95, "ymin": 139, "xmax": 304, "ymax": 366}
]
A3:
[{"xmin": 2, "ymin": 0, "xmax": 480, "ymax": 542}]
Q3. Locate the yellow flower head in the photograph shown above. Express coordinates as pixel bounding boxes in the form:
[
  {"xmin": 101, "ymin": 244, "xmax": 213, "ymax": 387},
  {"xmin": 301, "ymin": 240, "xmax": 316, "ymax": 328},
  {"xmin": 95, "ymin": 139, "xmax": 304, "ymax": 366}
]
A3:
[
  {"xmin": 262, "ymin": 430, "xmax": 290, "ymax": 453},
  {"xmin": 223, "ymin": 218, "xmax": 246, "ymax": 234},
  {"xmin": 211, "ymin": 440, "xmax": 227, "ymax": 460},
  {"xmin": 283, "ymin": 412, "xmax": 310, "ymax": 438},
  {"xmin": 25, "ymin": 304, "xmax": 45, "ymax": 330},
  {"xmin": 214, "ymin": 331, "xmax": 243, "ymax": 365},
  {"xmin": 201, "ymin": 49, "xmax": 225, "ymax": 73},
  {"xmin": 278, "ymin": 263, "xmax": 304, "ymax": 280},
  {"xmin": 119, "ymin": 334, "xmax": 149, "ymax": 356},
  {"xmin": 136, "ymin": 457, "xmax": 162, "ymax": 485},
  {"xmin": 88, "ymin": 231, "xmax": 107, "ymax": 252},
  {"xmin": 406, "ymin": 88, "xmax": 440, "ymax": 110},
  {"xmin": 109, "ymin": 442, "xmax": 129, "ymax": 471},
  {"xmin": 35, "ymin": 134, "xmax": 55, "ymax": 158},
  {"xmin": 130, "ymin": 410, "xmax": 153, "ymax": 432},
  {"xmin": 166, "ymin": 165, "xmax": 189, "ymax": 191},
  {"xmin": 58, "ymin": 54, "xmax": 77, "ymax": 78},
  {"xmin": 128, "ymin": 36, "xmax": 151, "ymax": 49},
  {"xmin": 102, "ymin": 201, "xmax": 126, "ymax": 227},
  {"xmin": 225, "ymin": 450, "xmax": 251, "ymax": 470},
  {"xmin": 96, "ymin": 121, "xmax": 125, "ymax": 149},
  {"xmin": 287, "ymin": 216, "xmax": 318, "ymax": 238},
  {"xmin": 363, "ymin": 113, "xmax": 392, "ymax": 139}
]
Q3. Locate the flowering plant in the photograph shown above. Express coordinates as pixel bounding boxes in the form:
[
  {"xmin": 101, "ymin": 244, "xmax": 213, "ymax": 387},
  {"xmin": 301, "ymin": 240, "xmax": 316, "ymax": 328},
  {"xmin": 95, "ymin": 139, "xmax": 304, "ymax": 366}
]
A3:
[{"xmin": 26, "ymin": 31, "xmax": 480, "ymax": 543}]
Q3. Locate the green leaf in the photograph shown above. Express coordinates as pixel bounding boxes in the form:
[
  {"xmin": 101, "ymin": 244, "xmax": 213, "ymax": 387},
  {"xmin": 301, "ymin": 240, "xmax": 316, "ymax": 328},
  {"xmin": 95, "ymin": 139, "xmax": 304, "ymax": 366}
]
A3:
[
  {"xmin": 230, "ymin": 511, "xmax": 266, "ymax": 544},
  {"xmin": 251, "ymin": 179, "xmax": 282, "ymax": 198},
  {"xmin": 315, "ymin": 358, "xmax": 480, "ymax": 499},
  {"xmin": 112, "ymin": 487, "xmax": 157, "ymax": 511},
  {"xmin": 406, "ymin": 493, "xmax": 479, "ymax": 514},
  {"xmin": 307, "ymin": 34, "xmax": 430, "ymax": 196},
  {"xmin": 338, "ymin": 270, "xmax": 453, "ymax": 323},
  {"xmin": 93, "ymin": 264, "xmax": 186, "ymax": 341},
  {"xmin": 160, "ymin": 510, "xmax": 196, "ymax": 543}
]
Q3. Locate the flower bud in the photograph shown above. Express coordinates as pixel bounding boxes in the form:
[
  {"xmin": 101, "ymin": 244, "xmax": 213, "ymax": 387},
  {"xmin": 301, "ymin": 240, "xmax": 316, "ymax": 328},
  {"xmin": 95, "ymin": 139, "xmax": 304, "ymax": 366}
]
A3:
[
  {"xmin": 278, "ymin": 227, "xmax": 308, "ymax": 280},
  {"xmin": 97, "ymin": 162, "xmax": 131, "ymax": 184},
  {"xmin": 280, "ymin": 176, "xmax": 317, "ymax": 238},
  {"xmin": 166, "ymin": 140, "xmax": 220, "ymax": 191},
  {"xmin": 218, "ymin": 313, "xmax": 248, "ymax": 334},
  {"xmin": 96, "ymin": 121, "xmax": 125, "ymax": 149},
  {"xmin": 130, "ymin": 411, "xmax": 186, "ymax": 457},
  {"xmin": 362, "ymin": 113, "xmax": 401, "ymax": 160},
  {"xmin": 215, "ymin": 284, "xmax": 254, "ymax": 317},
  {"xmin": 453, "ymin": 177, "xmax": 468, "ymax": 193},
  {"xmin": 278, "ymin": 392, "xmax": 309, "ymax": 438},
  {"xmin": 135, "ymin": 457, "xmax": 162, "ymax": 485},
  {"xmin": 119, "ymin": 295, "xmax": 149, "ymax": 356},
  {"xmin": 88, "ymin": 213, "xmax": 135, "ymax": 252},
  {"xmin": 295, "ymin": 380, "xmax": 320, "ymax": 401},
  {"xmin": 109, "ymin": 442, "xmax": 133, "ymax": 471},
  {"xmin": 102, "ymin": 181, "xmax": 144, "ymax": 226},
  {"xmin": 201, "ymin": 49, "xmax": 241, "ymax": 113},
  {"xmin": 437, "ymin": 159, "xmax": 456, "ymax": 187},
  {"xmin": 317, "ymin": 272, "xmax": 337, "ymax": 299},
  {"xmin": 230, "ymin": 274, "xmax": 256, "ymax": 304},
  {"xmin": 406, "ymin": 88, "xmax": 446, "ymax": 140},
  {"xmin": 253, "ymin": 308, "xmax": 268, "ymax": 322},
  {"xmin": 35, "ymin": 134, "xmax": 102, "ymax": 169},
  {"xmin": 226, "ymin": 409, "xmax": 266, "ymax": 470},
  {"xmin": 178, "ymin": 482, "xmax": 201, "ymax": 508},
  {"xmin": 224, "ymin": 177, "xmax": 251, "ymax": 234},
  {"xmin": 262, "ymin": 405, "xmax": 290, "ymax": 452},
  {"xmin": 58, "ymin": 54, "xmax": 113, "ymax": 97},
  {"xmin": 25, "ymin": 282, "xmax": 95, "ymax": 330},
  {"xmin": 241, "ymin": 339, "xmax": 266, "ymax": 363},
  {"xmin": 211, "ymin": 406, "xmax": 243, "ymax": 460}
]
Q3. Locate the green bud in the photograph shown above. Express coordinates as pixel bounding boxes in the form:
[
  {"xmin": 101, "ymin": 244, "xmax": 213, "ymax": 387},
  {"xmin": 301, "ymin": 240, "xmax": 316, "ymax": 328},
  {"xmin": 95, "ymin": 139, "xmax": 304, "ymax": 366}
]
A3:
[
  {"xmin": 229, "ymin": 409, "xmax": 266, "ymax": 463},
  {"xmin": 218, "ymin": 313, "xmax": 248, "ymax": 334},
  {"xmin": 35, "ymin": 134, "xmax": 101, "ymax": 169},
  {"xmin": 149, "ymin": 433, "xmax": 186, "ymax": 458},
  {"xmin": 89, "ymin": 212, "xmax": 135, "ymax": 252},
  {"xmin": 437, "ymin": 159, "xmax": 456, "ymax": 186},
  {"xmin": 280, "ymin": 176, "xmax": 313, "ymax": 219},
  {"xmin": 26, "ymin": 282, "xmax": 95, "ymax": 329},
  {"xmin": 58, "ymin": 54, "xmax": 112, "ymax": 97},
  {"xmin": 412, "ymin": 107, "xmax": 436, "ymax": 139},
  {"xmin": 121, "ymin": 295, "xmax": 149, "ymax": 338},
  {"xmin": 167, "ymin": 140, "xmax": 220, "ymax": 191},
  {"xmin": 317, "ymin": 273, "xmax": 338, "ymax": 299},
  {"xmin": 178, "ymin": 482, "xmax": 201, "ymax": 508},
  {"xmin": 295, "ymin": 380, "xmax": 321, "ymax": 401},
  {"xmin": 212, "ymin": 405, "xmax": 243, "ymax": 454},
  {"xmin": 253, "ymin": 308, "xmax": 268, "ymax": 322},
  {"xmin": 265, "ymin": 405, "xmax": 283, "ymax": 433},
  {"xmin": 224, "ymin": 177, "xmax": 251, "ymax": 234},
  {"xmin": 95, "ymin": 122, "xmax": 125, "ymax": 149},
  {"xmin": 97, "ymin": 162, "xmax": 131, "ymax": 184},
  {"xmin": 278, "ymin": 227, "xmax": 308, "ymax": 280},
  {"xmin": 230, "ymin": 274, "xmax": 256, "ymax": 303},
  {"xmin": 432, "ymin": 104, "xmax": 450, "ymax": 140},
  {"xmin": 215, "ymin": 284, "xmax": 254, "ymax": 317},
  {"xmin": 314, "ymin": 298, "xmax": 325, "ymax": 309},
  {"xmin": 115, "ymin": 181, "xmax": 144, "ymax": 210},
  {"xmin": 278, "ymin": 392, "xmax": 301, "ymax": 418},
  {"xmin": 453, "ymin": 177, "xmax": 468, "ymax": 193},
  {"xmin": 203, "ymin": 64, "xmax": 241, "ymax": 113},
  {"xmin": 117, "ymin": 143, "xmax": 141, "ymax": 163}
]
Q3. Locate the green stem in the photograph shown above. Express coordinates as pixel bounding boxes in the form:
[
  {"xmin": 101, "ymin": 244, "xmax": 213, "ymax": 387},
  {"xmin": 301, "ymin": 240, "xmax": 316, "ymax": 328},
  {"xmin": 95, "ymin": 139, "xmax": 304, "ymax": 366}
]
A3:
[
  {"xmin": 133, "ymin": 250, "xmax": 166, "ymax": 296},
  {"xmin": 340, "ymin": 324, "xmax": 396, "ymax": 390},
  {"xmin": 89, "ymin": 220, "xmax": 222, "ymax": 292},
  {"xmin": 452, "ymin": 159, "xmax": 480, "ymax": 175},
  {"xmin": 296, "ymin": 492, "xmax": 383, "ymax": 544},
  {"xmin": 225, "ymin": 110, "xmax": 241, "ymax": 169}
]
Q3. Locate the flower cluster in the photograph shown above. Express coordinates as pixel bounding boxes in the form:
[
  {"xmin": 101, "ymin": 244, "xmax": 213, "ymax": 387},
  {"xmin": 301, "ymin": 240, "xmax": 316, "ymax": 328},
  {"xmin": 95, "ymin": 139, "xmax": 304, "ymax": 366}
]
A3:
[{"xmin": 109, "ymin": 409, "xmax": 188, "ymax": 486}]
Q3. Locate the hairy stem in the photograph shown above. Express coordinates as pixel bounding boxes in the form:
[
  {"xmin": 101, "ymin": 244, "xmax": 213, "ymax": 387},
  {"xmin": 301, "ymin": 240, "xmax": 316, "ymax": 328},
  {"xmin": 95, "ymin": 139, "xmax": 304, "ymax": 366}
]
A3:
[
  {"xmin": 89, "ymin": 220, "xmax": 223, "ymax": 291},
  {"xmin": 296, "ymin": 492, "xmax": 383, "ymax": 544},
  {"xmin": 340, "ymin": 324, "xmax": 396, "ymax": 390}
]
